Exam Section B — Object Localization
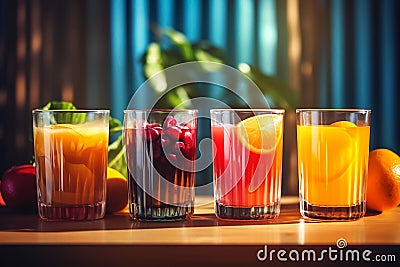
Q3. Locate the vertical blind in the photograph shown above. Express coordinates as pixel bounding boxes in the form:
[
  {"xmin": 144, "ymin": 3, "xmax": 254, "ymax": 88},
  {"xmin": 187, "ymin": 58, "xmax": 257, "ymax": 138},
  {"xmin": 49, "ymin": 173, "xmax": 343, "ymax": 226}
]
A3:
[{"xmin": 109, "ymin": 0, "xmax": 399, "ymax": 152}]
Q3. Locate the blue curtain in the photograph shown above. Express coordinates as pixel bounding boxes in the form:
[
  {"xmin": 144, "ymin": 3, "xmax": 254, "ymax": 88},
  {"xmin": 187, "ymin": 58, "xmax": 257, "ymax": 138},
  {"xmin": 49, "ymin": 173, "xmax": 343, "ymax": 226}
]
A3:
[
  {"xmin": 327, "ymin": 0, "xmax": 399, "ymax": 152},
  {"xmin": 109, "ymin": 0, "xmax": 282, "ymax": 118},
  {"xmin": 110, "ymin": 0, "xmax": 399, "ymax": 154}
]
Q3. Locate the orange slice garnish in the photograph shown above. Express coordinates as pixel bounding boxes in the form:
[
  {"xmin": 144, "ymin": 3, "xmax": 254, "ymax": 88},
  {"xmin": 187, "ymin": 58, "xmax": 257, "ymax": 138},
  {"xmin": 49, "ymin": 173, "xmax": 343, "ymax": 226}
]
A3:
[{"xmin": 236, "ymin": 114, "xmax": 283, "ymax": 154}]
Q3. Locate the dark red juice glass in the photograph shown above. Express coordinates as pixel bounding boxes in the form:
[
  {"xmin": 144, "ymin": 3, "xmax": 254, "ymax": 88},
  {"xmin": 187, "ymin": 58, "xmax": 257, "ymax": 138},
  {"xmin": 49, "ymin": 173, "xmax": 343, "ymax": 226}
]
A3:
[{"xmin": 124, "ymin": 110, "xmax": 198, "ymax": 221}]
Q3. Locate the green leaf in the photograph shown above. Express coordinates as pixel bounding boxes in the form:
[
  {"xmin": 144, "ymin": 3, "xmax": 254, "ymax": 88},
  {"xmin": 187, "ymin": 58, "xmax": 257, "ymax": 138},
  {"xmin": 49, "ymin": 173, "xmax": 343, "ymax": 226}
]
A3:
[
  {"xmin": 142, "ymin": 43, "xmax": 164, "ymax": 76},
  {"xmin": 143, "ymin": 43, "xmax": 163, "ymax": 64},
  {"xmin": 194, "ymin": 49, "xmax": 223, "ymax": 63},
  {"xmin": 162, "ymin": 50, "xmax": 187, "ymax": 67},
  {"xmin": 41, "ymin": 101, "xmax": 77, "ymax": 110},
  {"xmin": 108, "ymin": 134, "xmax": 127, "ymax": 178},
  {"xmin": 192, "ymin": 41, "xmax": 226, "ymax": 63},
  {"xmin": 163, "ymin": 28, "xmax": 194, "ymax": 61},
  {"xmin": 108, "ymin": 115, "xmax": 125, "ymax": 176},
  {"xmin": 109, "ymin": 117, "xmax": 123, "ymax": 136},
  {"xmin": 40, "ymin": 101, "xmax": 86, "ymax": 124},
  {"xmin": 193, "ymin": 49, "xmax": 225, "ymax": 72},
  {"xmin": 141, "ymin": 43, "xmax": 169, "ymax": 93}
]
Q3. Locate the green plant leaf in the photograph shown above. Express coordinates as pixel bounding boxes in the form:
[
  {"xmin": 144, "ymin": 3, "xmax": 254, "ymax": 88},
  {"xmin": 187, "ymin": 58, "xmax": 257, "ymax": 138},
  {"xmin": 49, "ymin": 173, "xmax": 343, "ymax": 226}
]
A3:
[
  {"xmin": 109, "ymin": 117, "xmax": 123, "ymax": 136},
  {"xmin": 143, "ymin": 43, "xmax": 164, "ymax": 75},
  {"xmin": 194, "ymin": 49, "xmax": 223, "ymax": 63},
  {"xmin": 108, "ymin": 115, "xmax": 125, "ymax": 177},
  {"xmin": 193, "ymin": 49, "xmax": 225, "ymax": 72},
  {"xmin": 163, "ymin": 28, "xmax": 194, "ymax": 61},
  {"xmin": 192, "ymin": 41, "xmax": 225, "ymax": 63},
  {"xmin": 162, "ymin": 50, "xmax": 187, "ymax": 67},
  {"xmin": 41, "ymin": 101, "xmax": 77, "ymax": 110},
  {"xmin": 108, "ymin": 134, "xmax": 127, "ymax": 178},
  {"xmin": 40, "ymin": 101, "xmax": 86, "ymax": 124}
]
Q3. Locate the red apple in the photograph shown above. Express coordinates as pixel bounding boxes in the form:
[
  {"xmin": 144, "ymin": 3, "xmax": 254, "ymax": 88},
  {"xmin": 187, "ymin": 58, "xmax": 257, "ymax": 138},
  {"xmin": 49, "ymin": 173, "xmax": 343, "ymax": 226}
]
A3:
[
  {"xmin": 0, "ymin": 180, "xmax": 5, "ymax": 206},
  {"xmin": 1, "ymin": 164, "xmax": 37, "ymax": 211}
]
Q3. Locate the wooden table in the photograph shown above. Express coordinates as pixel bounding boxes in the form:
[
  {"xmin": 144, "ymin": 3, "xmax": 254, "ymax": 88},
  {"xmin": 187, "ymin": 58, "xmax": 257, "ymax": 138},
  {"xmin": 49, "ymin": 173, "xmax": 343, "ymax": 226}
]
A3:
[{"xmin": 1, "ymin": 196, "xmax": 399, "ymax": 266}]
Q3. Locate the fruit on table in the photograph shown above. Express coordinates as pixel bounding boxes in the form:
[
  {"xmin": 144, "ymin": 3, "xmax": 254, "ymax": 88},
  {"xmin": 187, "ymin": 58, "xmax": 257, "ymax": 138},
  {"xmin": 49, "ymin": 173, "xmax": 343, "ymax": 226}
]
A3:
[
  {"xmin": 0, "ymin": 180, "xmax": 6, "ymax": 206},
  {"xmin": 106, "ymin": 167, "xmax": 128, "ymax": 214},
  {"xmin": 367, "ymin": 149, "xmax": 400, "ymax": 212},
  {"xmin": 1, "ymin": 164, "xmax": 37, "ymax": 211}
]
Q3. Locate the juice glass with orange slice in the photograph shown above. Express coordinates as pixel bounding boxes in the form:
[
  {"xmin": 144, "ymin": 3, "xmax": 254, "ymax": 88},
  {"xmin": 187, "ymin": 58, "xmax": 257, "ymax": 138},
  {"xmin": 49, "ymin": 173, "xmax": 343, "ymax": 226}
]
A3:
[
  {"xmin": 32, "ymin": 110, "xmax": 109, "ymax": 221},
  {"xmin": 210, "ymin": 109, "xmax": 284, "ymax": 220},
  {"xmin": 296, "ymin": 109, "xmax": 371, "ymax": 220}
]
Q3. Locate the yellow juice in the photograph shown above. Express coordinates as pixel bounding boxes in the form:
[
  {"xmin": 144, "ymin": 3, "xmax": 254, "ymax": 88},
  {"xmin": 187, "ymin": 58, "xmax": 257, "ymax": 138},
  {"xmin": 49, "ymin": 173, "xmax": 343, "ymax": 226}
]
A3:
[
  {"xmin": 297, "ymin": 124, "xmax": 370, "ymax": 206},
  {"xmin": 34, "ymin": 123, "xmax": 108, "ymax": 206}
]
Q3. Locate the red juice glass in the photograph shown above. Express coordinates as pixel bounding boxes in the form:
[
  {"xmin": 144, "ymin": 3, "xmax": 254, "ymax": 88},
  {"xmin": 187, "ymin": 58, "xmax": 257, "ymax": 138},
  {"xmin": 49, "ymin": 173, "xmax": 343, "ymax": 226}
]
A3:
[
  {"xmin": 210, "ymin": 109, "xmax": 284, "ymax": 220},
  {"xmin": 124, "ymin": 110, "xmax": 198, "ymax": 221}
]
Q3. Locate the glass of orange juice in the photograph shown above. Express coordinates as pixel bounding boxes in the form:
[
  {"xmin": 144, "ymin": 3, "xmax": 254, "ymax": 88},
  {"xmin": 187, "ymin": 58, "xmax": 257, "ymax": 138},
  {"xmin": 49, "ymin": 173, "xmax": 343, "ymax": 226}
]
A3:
[
  {"xmin": 210, "ymin": 109, "xmax": 284, "ymax": 220},
  {"xmin": 296, "ymin": 109, "xmax": 371, "ymax": 220},
  {"xmin": 32, "ymin": 110, "xmax": 109, "ymax": 221}
]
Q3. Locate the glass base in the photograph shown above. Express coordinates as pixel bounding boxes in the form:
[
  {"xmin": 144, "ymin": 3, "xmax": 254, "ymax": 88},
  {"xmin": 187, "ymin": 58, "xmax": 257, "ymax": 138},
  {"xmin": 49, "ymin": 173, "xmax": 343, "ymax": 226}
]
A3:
[
  {"xmin": 38, "ymin": 202, "xmax": 106, "ymax": 221},
  {"xmin": 215, "ymin": 201, "xmax": 280, "ymax": 221},
  {"xmin": 130, "ymin": 203, "xmax": 194, "ymax": 221},
  {"xmin": 300, "ymin": 199, "xmax": 365, "ymax": 220}
]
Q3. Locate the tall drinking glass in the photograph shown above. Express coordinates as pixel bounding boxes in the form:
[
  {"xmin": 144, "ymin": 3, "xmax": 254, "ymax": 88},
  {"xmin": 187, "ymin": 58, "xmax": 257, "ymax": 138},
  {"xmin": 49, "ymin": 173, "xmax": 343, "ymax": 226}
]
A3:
[
  {"xmin": 210, "ymin": 109, "xmax": 284, "ymax": 220},
  {"xmin": 33, "ymin": 110, "xmax": 109, "ymax": 221},
  {"xmin": 297, "ymin": 109, "xmax": 371, "ymax": 220},
  {"xmin": 124, "ymin": 109, "xmax": 198, "ymax": 221}
]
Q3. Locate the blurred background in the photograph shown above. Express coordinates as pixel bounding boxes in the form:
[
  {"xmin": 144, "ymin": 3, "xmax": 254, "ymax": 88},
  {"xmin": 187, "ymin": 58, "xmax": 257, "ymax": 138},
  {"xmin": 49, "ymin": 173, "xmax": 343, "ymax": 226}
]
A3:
[{"xmin": 1, "ymin": 0, "xmax": 399, "ymax": 195}]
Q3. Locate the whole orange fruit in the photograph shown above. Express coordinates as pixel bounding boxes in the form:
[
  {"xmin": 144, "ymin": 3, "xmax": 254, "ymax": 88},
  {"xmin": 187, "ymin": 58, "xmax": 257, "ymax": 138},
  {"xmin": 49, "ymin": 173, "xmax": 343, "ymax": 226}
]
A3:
[
  {"xmin": 106, "ymin": 167, "xmax": 128, "ymax": 214},
  {"xmin": 367, "ymin": 149, "xmax": 400, "ymax": 212}
]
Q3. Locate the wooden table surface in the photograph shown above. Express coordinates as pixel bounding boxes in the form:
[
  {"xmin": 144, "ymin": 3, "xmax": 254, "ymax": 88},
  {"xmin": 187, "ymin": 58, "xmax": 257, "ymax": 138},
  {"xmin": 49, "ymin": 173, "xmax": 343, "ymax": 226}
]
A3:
[
  {"xmin": 1, "ymin": 196, "xmax": 399, "ymax": 266},
  {"xmin": 1, "ymin": 196, "xmax": 399, "ymax": 246}
]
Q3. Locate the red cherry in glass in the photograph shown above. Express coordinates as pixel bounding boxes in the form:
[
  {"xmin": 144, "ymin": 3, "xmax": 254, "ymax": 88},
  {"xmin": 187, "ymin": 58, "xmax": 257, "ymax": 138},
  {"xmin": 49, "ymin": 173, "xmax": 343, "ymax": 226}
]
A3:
[
  {"xmin": 165, "ymin": 126, "xmax": 181, "ymax": 140},
  {"xmin": 164, "ymin": 116, "xmax": 177, "ymax": 128},
  {"xmin": 181, "ymin": 131, "xmax": 193, "ymax": 144},
  {"xmin": 145, "ymin": 128, "xmax": 159, "ymax": 141},
  {"xmin": 175, "ymin": 142, "xmax": 185, "ymax": 153},
  {"xmin": 146, "ymin": 123, "xmax": 161, "ymax": 129}
]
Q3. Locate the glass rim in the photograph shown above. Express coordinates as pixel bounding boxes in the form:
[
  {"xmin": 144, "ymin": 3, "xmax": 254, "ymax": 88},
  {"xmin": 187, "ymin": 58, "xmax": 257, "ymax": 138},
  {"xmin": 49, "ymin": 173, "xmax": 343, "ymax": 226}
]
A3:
[
  {"xmin": 32, "ymin": 109, "xmax": 110, "ymax": 113},
  {"xmin": 296, "ymin": 108, "xmax": 371, "ymax": 113},
  {"xmin": 124, "ymin": 109, "xmax": 198, "ymax": 113},
  {"xmin": 210, "ymin": 108, "xmax": 285, "ymax": 113}
]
